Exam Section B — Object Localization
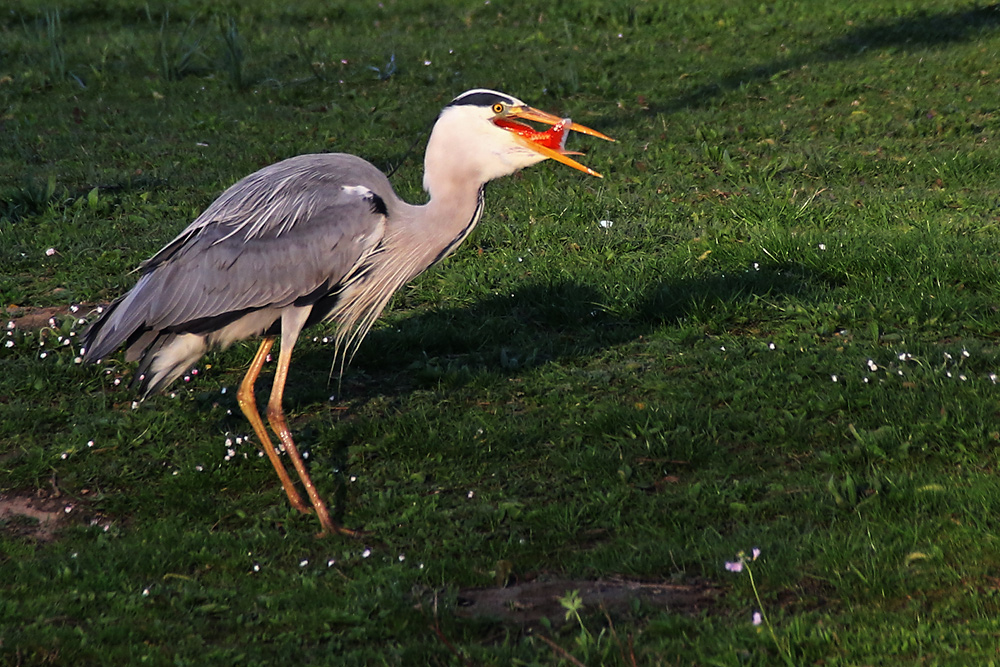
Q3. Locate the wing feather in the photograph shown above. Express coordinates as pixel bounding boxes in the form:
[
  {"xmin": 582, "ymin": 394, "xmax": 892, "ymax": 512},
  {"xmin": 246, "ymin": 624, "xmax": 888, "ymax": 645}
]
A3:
[{"xmin": 83, "ymin": 153, "xmax": 392, "ymax": 361}]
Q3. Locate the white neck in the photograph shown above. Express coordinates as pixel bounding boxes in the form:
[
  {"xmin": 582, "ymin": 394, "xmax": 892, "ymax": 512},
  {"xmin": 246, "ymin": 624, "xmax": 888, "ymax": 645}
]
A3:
[{"xmin": 422, "ymin": 103, "xmax": 546, "ymax": 200}]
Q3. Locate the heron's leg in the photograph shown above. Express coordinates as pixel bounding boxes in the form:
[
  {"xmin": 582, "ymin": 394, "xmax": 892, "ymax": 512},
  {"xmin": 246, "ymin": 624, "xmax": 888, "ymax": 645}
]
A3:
[
  {"xmin": 236, "ymin": 337, "xmax": 310, "ymax": 514},
  {"xmin": 267, "ymin": 309, "xmax": 358, "ymax": 538}
]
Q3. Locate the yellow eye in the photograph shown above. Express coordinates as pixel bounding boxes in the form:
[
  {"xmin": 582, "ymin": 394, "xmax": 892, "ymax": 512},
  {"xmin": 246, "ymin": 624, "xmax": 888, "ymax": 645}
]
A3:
[{"xmin": 492, "ymin": 102, "xmax": 505, "ymax": 114}]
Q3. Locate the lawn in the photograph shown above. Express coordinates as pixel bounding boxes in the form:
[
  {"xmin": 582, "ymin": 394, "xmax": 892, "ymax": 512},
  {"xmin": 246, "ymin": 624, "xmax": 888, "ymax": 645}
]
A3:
[{"xmin": 3, "ymin": 0, "xmax": 1000, "ymax": 664}]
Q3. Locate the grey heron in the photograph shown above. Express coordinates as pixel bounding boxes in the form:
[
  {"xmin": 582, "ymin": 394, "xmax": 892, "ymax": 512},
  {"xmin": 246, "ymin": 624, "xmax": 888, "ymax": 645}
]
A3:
[{"xmin": 81, "ymin": 88, "xmax": 613, "ymax": 536}]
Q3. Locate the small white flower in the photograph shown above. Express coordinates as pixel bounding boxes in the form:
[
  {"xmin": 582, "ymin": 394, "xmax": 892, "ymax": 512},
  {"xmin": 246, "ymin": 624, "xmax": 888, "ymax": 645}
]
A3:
[
  {"xmin": 831, "ymin": 374, "xmax": 838, "ymax": 382},
  {"xmin": 45, "ymin": 247, "xmax": 56, "ymax": 256},
  {"xmin": 768, "ymin": 342, "xmax": 776, "ymax": 350},
  {"xmin": 252, "ymin": 564, "xmax": 261, "ymax": 572},
  {"xmin": 299, "ymin": 559, "xmax": 309, "ymax": 567},
  {"xmin": 467, "ymin": 490, "xmax": 475, "ymax": 499},
  {"xmin": 867, "ymin": 359, "xmax": 878, "ymax": 371},
  {"xmin": 327, "ymin": 558, "xmax": 336, "ymax": 567},
  {"xmin": 398, "ymin": 554, "xmax": 405, "ymax": 562},
  {"xmin": 818, "ymin": 243, "xmax": 826, "ymax": 251},
  {"xmin": 362, "ymin": 548, "xmax": 372, "ymax": 558},
  {"xmin": 142, "ymin": 588, "xmax": 150, "ymax": 597},
  {"xmin": 598, "ymin": 219, "xmax": 614, "ymax": 229},
  {"xmin": 87, "ymin": 440, "xmax": 94, "ymax": 447}
]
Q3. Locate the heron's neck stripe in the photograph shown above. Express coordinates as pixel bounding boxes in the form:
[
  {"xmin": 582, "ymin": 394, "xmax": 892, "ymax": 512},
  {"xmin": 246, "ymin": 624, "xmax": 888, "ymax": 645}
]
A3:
[{"xmin": 430, "ymin": 186, "xmax": 485, "ymax": 266}]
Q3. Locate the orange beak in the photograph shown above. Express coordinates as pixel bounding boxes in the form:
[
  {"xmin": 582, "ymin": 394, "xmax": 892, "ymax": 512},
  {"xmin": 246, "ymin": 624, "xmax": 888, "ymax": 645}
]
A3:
[{"xmin": 493, "ymin": 105, "xmax": 614, "ymax": 178}]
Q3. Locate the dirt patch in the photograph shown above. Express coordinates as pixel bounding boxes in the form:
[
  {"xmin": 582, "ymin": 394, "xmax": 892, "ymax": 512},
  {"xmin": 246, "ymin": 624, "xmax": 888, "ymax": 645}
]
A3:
[
  {"xmin": 0, "ymin": 489, "xmax": 107, "ymax": 542},
  {"xmin": 0, "ymin": 493, "xmax": 72, "ymax": 541},
  {"xmin": 453, "ymin": 577, "xmax": 720, "ymax": 627},
  {"xmin": 4, "ymin": 303, "xmax": 99, "ymax": 330}
]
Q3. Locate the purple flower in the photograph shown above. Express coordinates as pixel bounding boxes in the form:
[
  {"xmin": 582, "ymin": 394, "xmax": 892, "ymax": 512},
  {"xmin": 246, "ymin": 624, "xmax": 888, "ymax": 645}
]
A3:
[
  {"xmin": 753, "ymin": 611, "xmax": 763, "ymax": 626},
  {"xmin": 725, "ymin": 560, "xmax": 744, "ymax": 573},
  {"xmin": 752, "ymin": 547, "xmax": 761, "ymax": 561}
]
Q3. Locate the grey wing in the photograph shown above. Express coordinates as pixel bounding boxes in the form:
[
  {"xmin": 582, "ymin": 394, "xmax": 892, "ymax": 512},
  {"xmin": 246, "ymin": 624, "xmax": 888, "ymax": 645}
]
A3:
[{"xmin": 82, "ymin": 153, "xmax": 392, "ymax": 362}]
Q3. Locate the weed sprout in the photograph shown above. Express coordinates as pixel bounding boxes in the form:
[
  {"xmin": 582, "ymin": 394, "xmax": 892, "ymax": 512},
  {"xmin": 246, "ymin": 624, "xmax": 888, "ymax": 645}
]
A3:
[{"xmin": 725, "ymin": 547, "xmax": 794, "ymax": 665}]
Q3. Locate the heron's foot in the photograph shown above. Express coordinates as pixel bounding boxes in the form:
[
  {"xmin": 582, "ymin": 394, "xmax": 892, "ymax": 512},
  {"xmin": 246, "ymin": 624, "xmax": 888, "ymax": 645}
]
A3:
[{"xmin": 316, "ymin": 523, "xmax": 368, "ymax": 539}]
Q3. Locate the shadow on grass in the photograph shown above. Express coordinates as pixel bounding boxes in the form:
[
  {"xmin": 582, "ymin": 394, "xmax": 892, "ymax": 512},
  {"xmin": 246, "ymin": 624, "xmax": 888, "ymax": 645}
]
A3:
[
  {"xmin": 650, "ymin": 4, "xmax": 1000, "ymax": 116},
  {"xmin": 286, "ymin": 259, "xmax": 841, "ymax": 406}
]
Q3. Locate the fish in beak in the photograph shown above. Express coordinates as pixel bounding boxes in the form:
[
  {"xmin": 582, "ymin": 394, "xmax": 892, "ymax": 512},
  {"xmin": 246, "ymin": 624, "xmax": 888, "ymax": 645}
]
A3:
[{"xmin": 493, "ymin": 105, "xmax": 615, "ymax": 178}]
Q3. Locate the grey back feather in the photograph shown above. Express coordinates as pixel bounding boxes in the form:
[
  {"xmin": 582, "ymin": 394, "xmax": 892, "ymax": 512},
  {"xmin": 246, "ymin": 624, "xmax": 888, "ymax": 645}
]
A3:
[{"xmin": 83, "ymin": 153, "xmax": 394, "ymax": 365}]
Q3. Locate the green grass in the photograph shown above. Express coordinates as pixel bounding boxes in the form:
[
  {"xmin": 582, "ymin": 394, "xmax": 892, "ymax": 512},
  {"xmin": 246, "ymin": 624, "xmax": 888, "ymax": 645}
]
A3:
[{"xmin": 4, "ymin": 0, "xmax": 1000, "ymax": 664}]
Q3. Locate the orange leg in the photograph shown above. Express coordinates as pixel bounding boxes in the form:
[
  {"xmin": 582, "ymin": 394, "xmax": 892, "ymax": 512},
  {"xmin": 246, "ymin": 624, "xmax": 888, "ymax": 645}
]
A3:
[
  {"xmin": 236, "ymin": 337, "xmax": 310, "ymax": 514},
  {"xmin": 266, "ymin": 329, "xmax": 359, "ymax": 538}
]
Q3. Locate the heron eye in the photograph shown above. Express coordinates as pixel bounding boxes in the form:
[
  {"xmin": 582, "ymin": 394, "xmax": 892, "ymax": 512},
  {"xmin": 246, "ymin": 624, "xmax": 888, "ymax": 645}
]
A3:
[{"xmin": 491, "ymin": 102, "xmax": 505, "ymax": 114}]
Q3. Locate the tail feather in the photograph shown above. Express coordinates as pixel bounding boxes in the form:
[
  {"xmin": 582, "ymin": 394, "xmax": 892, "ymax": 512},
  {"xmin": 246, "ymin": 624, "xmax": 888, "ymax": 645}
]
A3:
[
  {"xmin": 81, "ymin": 272, "xmax": 161, "ymax": 363},
  {"xmin": 131, "ymin": 333, "xmax": 208, "ymax": 396},
  {"xmin": 83, "ymin": 287, "xmax": 209, "ymax": 396},
  {"xmin": 80, "ymin": 296, "xmax": 131, "ymax": 362}
]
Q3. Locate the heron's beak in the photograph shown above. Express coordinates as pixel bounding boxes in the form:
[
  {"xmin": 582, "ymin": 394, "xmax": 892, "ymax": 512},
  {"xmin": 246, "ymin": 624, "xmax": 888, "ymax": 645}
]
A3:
[{"xmin": 494, "ymin": 105, "xmax": 614, "ymax": 178}]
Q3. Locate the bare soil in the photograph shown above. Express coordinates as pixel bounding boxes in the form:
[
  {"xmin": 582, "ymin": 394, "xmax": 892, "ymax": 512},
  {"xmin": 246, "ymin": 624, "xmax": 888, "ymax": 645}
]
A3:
[{"xmin": 453, "ymin": 576, "xmax": 720, "ymax": 626}]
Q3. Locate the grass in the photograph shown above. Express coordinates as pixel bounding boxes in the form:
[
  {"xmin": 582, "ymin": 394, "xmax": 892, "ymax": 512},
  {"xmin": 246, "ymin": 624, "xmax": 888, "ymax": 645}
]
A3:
[{"xmin": 3, "ymin": 0, "xmax": 1000, "ymax": 664}]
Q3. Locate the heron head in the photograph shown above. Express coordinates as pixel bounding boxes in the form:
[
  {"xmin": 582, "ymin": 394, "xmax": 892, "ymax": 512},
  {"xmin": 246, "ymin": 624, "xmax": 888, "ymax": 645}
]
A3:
[{"xmin": 424, "ymin": 89, "xmax": 614, "ymax": 191}]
